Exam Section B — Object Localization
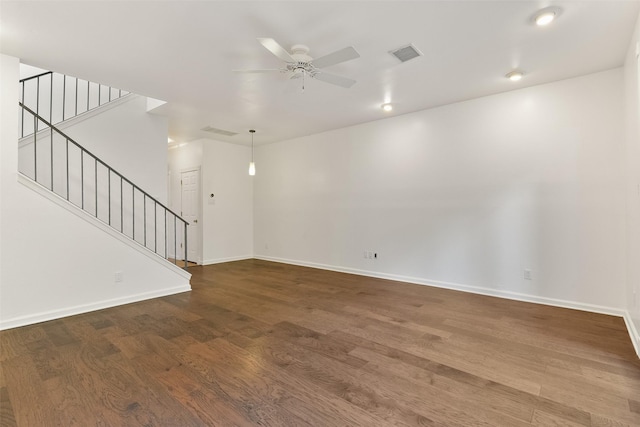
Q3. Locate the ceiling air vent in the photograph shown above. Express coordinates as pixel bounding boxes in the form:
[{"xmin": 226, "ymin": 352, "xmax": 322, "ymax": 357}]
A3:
[
  {"xmin": 201, "ymin": 126, "xmax": 238, "ymax": 137},
  {"xmin": 389, "ymin": 44, "xmax": 422, "ymax": 63}
]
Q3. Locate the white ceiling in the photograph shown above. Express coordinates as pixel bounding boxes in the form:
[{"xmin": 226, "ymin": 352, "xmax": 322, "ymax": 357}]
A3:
[{"xmin": 1, "ymin": 1, "xmax": 638, "ymax": 145}]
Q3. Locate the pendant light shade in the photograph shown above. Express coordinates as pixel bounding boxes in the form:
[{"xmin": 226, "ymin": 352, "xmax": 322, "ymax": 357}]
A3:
[{"xmin": 248, "ymin": 129, "xmax": 256, "ymax": 176}]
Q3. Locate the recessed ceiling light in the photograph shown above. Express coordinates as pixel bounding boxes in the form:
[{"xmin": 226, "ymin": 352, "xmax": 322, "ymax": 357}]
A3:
[
  {"xmin": 506, "ymin": 71, "xmax": 524, "ymax": 82},
  {"xmin": 535, "ymin": 12, "xmax": 555, "ymax": 26},
  {"xmin": 381, "ymin": 103, "xmax": 393, "ymax": 112},
  {"xmin": 532, "ymin": 7, "xmax": 562, "ymax": 27}
]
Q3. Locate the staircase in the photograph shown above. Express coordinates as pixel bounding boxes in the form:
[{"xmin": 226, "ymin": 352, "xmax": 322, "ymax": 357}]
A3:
[{"xmin": 18, "ymin": 70, "xmax": 189, "ymax": 268}]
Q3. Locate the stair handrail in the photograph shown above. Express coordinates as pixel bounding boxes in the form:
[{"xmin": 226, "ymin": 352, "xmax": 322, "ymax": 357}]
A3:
[
  {"xmin": 19, "ymin": 101, "xmax": 190, "ymax": 268},
  {"xmin": 19, "ymin": 70, "xmax": 53, "ymax": 83},
  {"xmin": 20, "ymin": 70, "xmax": 128, "ymax": 138}
]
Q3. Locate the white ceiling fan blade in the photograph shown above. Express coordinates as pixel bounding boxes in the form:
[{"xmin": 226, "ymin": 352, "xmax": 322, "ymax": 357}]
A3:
[
  {"xmin": 311, "ymin": 46, "xmax": 360, "ymax": 69},
  {"xmin": 313, "ymin": 72, "xmax": 356, "ymax": 88},
  {"xmin": 233, "ymin": 69, "xmax": 283, "ymax": 73},
  {"xmin": 258, "ymin": 38, "xmax": 295, "ymax": 63}
]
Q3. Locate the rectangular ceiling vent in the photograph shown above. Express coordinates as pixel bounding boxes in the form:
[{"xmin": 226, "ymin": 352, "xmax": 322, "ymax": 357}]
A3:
[
  {"xmin": 389, "ymin": 44, "xmax": 422, "ymax": 63},
  {"xmin": 201, "ymin": 126, "xmax": 238, "ymax": 137}
]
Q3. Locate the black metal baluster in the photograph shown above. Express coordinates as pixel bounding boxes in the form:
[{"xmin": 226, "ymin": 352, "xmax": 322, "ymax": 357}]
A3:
[
  {"xmin": 81, "ymin": 150, "xmax": 84, "ymax": 210},
  {"xmin": 108, "ymin": 170, "xmax": 111, "ymax": 225},
  {"xmin": 174, "ymin": 216, "xmax": 177, "ymax": 265},
  {"xmin": 154, "ymin": 202, "xmax": 157, "ymax": 254},
  {"xmin": 33, "ymin": 116, "xmax": 37, "ymax": 182},
  {"xmin": 21, "ymin": 83, "xmax": 25, "ymax": 137},
  {"xmin": 49, "ymin": 73, "xmax": 53, "ymax": 124},
  {"xmin": 164, "ymin": 209, "xmax": 167, "ymax": 258},
  {"xmin": 144, "ymin": 194, "xmax": 147, "ymax": 248},
  {"xmin": 66, "ymin": 139, "xmax": 69, "ymax": 200},
  {"xmin": 36, "ymin": 77, "xmax": 40, "ymax": 132},
  {"xmin": 132, "ymin": 186, "xmax": 135, "ymax": 240},
  {"xmin": 120, "ymin": 177, "xmax": 123, "ymax": 233},
  {"xmin": 95, "ymin": 159, "xmax": 98, "ymax": 217},
  {"xmin": 184, "ymin": 221, "xmax": 188, "ymax": 268},
  {"xmin": 50, "ymin": 127, "xmax": 54, "ymax": 191}
]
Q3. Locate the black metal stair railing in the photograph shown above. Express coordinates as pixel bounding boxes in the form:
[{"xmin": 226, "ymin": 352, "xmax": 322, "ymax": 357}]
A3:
[
  {"xmin": 19, "ymin": 102, "xmax": 189, "ymax": 269},
  {"xmin": 19, "ymin": 71, "xmax": 129, "ymax": 138}
]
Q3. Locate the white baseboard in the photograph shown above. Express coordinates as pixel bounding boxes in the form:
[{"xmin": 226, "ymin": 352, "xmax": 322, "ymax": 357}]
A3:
[
  {"xmin": 256, "ymin": 255, "xmax": 640, "ymax": 358},
  {"xmin": 623, "ymin": 311, "xmax": 640, "ymax": 359},
  {"xmin": 0, "ymin": 285, "xmax": 191, "ymax": 331},
  {"xmin": 255, "ymin": 255, "xmax": 640, "ymax": 358},
  {"xmin": 202, "ymin": 255, "xmax": 253, "ymax": 265},
  {"xmin": 254, "ymin": 255, "xmax": 626, "ymax": 318}
]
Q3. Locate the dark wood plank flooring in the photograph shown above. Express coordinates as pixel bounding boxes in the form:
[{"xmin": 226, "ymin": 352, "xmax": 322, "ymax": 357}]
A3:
[{"xmin": 1, "ymin": 259, "xmax": 639, "ymax": 426}]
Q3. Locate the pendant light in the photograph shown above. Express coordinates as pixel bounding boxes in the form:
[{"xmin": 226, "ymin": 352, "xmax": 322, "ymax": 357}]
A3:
[{"xmin": 248, "ymin": 129, "xmax": 256, "ymax": 176}]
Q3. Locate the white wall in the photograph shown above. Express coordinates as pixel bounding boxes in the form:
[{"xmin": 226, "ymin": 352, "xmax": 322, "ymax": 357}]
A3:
[
  {"xmin": 255, "ymin": 69, "xmax": 627, "ymax": 314},
  {"xmin": 1, "ymin": 54, "xmax": 190, "ymax": 329},
  {"xmin": 18, "ymin": 94, "xmax": 174, "ymax": 260},
  {"xmin": 624, "ymin": 12, "xmax": 640, "ymax": 353},
  {"xmin": 168, "ymin": 138, "xmax": 253, "ymax": 265},
  {"xmin": 60, "ymin": 95, "xmax": 168, "ymax": 202}
]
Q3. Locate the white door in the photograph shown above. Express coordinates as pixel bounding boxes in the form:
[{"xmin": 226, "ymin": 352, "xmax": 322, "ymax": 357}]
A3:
[{"xmin": 181, "ymin": 169, "xmax": 199, "ymax": 263}]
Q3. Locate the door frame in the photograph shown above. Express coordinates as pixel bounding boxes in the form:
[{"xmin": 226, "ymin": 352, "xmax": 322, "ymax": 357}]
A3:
[{"xmin": 180, "ymin": 166, "xmax": 201, "ymax": 265}]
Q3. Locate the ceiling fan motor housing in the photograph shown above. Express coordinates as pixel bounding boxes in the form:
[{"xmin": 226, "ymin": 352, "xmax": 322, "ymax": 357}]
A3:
[{"xmin": 288, "ymin": 44, "xmax": 315, "ymax": 78}]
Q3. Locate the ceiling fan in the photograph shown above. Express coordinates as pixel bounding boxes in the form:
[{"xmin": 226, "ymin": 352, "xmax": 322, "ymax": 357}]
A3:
[{"xmin": 234, "ymin": 38, "xmax": 360, "ymax": 88}]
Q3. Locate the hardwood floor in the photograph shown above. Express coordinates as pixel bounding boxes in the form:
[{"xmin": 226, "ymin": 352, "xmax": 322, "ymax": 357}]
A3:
[{"xmin": 1, "ymin": 259, "xmax": 639, "ymax": 426}]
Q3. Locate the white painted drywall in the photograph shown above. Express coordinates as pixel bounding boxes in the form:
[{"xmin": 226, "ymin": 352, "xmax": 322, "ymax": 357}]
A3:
[
  {"xmin": 57, "ymin": 94, "xmax": 168, "ymax": 203},
  {"xmin": 1, "ymin": 54, "xmax": 190, "ymax": 329},
  {"xmin": 202, "ymin": 139, "xmax": 253, "ymax": 264},
  {"xmin": 624, "ymin": 12, "xmax": 640, "ymax": 354},
  {"xmin": 254, "ymin": 69, "xmax": 627, "ymax": 313},
  {"xmin": 168, "ymin": 138, "xmax": 253, "ymax": 265}
]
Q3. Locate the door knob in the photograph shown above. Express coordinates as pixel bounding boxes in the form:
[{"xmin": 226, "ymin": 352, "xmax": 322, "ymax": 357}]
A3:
[{"xmin": 193, "ymin": 219, "xmax": 198, "ymax": 223}]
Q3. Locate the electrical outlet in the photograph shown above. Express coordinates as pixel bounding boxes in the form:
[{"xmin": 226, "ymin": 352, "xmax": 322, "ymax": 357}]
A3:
[
  {"xmin": 524, "ymin": 269, "xmax": 532, "ymax": 280},
  {"xmin": 363, "ymin": 251, "xmax": 368, "ymax": 259},
  {"xmin": 114, "ymin": 271, "xmax": 123, "ymax": 283}
]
